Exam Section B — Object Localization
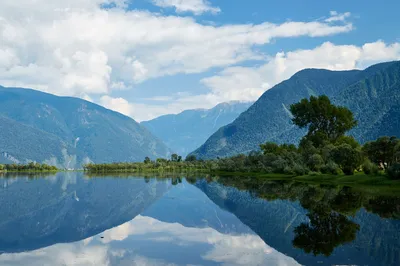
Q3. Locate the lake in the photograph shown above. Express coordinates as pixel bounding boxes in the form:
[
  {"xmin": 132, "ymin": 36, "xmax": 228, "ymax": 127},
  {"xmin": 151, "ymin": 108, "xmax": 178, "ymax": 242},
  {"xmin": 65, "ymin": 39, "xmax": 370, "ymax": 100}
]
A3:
[{"xmin": 0, "ymin": 172, "xmax": 399, "ymax": 266}]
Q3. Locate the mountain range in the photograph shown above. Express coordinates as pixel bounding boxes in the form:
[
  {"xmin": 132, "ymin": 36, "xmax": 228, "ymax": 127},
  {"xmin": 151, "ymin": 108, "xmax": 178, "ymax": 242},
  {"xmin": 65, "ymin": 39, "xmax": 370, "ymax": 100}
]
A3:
[
  {"xmin": 0, "ymin": 86, "xmax": 170, "ymax": 168},
  {"xmin": 141, "ymin": 101, "xmax": 252, "ymax": 157},
  {"xmin": 191, "ymin": 61, "xmax": 400, "ymax": 159}
]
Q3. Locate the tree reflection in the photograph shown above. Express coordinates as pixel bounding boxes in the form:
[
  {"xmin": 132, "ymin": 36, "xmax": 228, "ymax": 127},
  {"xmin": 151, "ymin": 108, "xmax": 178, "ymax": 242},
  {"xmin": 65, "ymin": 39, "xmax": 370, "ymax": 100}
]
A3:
[
  {"xmin": 293, "ymin": 207, "xmax": 360, "ymax": 256},
  {"xmin": 195, "ymin": 175, "xmax": 399, "ymax": 257},
  {"xmin": 364, "ymin": 196, "xmax": 400, "ymax": 219}
]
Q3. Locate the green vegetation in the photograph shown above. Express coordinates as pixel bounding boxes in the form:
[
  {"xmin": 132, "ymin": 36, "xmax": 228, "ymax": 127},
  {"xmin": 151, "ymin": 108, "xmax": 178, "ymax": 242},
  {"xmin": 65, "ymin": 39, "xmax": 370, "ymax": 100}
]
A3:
[
  {"xmin": 85, "ymin": 95, "xmax": 400, "ymax": 185},
  {"xmin": 0, "ymin": 162, "xmax": 58, "ymax": 172}
]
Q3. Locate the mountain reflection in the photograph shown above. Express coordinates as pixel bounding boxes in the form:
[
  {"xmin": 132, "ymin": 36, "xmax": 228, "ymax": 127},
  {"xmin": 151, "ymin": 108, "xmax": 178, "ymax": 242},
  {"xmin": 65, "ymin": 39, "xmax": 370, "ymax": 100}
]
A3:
[
  {"xmin": 196, "ymin": 176, "xmax": 400, "ymax": 266},
  {"xmin": 0, "ymin": 173, "xmax": 399, "ymax": 266},
  {"xmin": 0, "ymin": 172, "xmax": 172, "ymax": 253}
]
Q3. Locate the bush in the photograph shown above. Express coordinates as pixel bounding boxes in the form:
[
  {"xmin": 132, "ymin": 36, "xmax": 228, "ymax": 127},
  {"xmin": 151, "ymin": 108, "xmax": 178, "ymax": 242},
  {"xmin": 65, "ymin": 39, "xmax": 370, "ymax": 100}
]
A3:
[
  {"xmin": 387, "ymin": 163, "xmax": 400, "ymax": 180},
  {"xmin": 362, "ymin": 160, "xmax": 379, "ymax": 175},
  {"xmin": 321, "ymin": 161, "xmax": 341, "ymax": 175},
  {"xmin": 292, "ymin": 163, "xmax": 308, "ymax": 176},
  {"xmin": 307, "ymin": 154, "xmax": 324, "ymax": 171}
]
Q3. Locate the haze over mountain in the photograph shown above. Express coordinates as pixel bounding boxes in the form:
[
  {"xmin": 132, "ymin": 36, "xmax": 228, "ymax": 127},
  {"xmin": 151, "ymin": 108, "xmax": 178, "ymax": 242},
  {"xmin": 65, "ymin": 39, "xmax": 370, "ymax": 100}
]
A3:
[
  {"xmin": 191, "ymin": 61, "xmax": 400, "ymax": 159},
  {"xmin": 0, "ymin": 86, "xmax": 170, "ymax": 168},
  {"xmin": 141, "ymin": 101, "xmax": 253, "ymax": 156}
]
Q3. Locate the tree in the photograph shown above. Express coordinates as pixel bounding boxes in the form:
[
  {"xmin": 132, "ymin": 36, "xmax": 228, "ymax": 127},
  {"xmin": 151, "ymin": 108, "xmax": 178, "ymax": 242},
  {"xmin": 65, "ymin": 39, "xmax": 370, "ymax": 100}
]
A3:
[
  {"xmin": 307, "ymin": 154, "xmax": 324, "ymax": 172},
  {"xmin": 260, "ymin": 142, "xmax": 279, "ymax": 154},
  {"xmin": 185, "ymin": 155, "xmax": 197, "ymax": 162},
  {"xmin": 143, "ymin": 157, "xmax": 151, "ymax": 164},
  {"xmin": 330, "ymin": 144, "xmax": 362, "ymax": 175},
  {"xmin": 290, "ymin": 95, "xmax": 357, "ymax": 146},
  {"xmin": 170, "ymin": 154, "xmax": 182, "ymax": 162},
  {"xmin": 363, "ymin": 136, "xmax": 400, "ymax": 170},
  {"xmin": 260, "ymin": 142, "xmax": 297, "ymax": 155}
]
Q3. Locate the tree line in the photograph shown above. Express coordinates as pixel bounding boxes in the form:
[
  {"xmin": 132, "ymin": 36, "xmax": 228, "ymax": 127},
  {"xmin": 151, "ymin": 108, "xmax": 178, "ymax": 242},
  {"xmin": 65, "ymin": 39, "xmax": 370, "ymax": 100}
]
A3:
[
  {"xmin": 0, "ymin": 162, "xmax": 58, "ymax": 172},
  {"xmin": 84, "ymin": 95, "xmax": 400, "ymax": 179}
]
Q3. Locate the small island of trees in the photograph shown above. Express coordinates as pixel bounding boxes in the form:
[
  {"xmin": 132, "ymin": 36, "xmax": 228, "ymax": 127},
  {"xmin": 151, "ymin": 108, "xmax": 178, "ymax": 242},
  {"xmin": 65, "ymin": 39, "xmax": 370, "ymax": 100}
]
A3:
[{"xmin": 84, "ymin": 95, "xmax": 400, "ymax": 180}]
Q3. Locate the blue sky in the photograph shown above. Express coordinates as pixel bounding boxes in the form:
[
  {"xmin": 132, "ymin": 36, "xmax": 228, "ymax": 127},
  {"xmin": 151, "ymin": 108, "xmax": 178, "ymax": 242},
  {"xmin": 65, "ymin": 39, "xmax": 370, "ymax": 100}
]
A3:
[{"xmin": 0, "ymin": 0, "xmax": 399, "ymax": 121}]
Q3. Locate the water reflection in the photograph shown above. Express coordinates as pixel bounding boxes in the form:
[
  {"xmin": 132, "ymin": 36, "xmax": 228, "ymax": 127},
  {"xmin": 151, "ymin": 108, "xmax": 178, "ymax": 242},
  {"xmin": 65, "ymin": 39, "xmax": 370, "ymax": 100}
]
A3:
[{"xmin": 0, "ymin": 172, "xmax": 398, "ymax": 266}]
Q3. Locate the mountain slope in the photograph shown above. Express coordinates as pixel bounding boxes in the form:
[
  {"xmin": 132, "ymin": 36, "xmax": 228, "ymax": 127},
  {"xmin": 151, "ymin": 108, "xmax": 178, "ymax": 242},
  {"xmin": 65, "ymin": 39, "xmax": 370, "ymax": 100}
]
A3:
[
  {"xmin": 0, "ymin": 86, "xmax": 170, "ymax": 167},
  {"xmin": 141, "ymin": 101, "xmax": 252, "ymax": 156},
  {"xmin": 191, "ymin": 61, "xmax": 400, "ymax": 159}
]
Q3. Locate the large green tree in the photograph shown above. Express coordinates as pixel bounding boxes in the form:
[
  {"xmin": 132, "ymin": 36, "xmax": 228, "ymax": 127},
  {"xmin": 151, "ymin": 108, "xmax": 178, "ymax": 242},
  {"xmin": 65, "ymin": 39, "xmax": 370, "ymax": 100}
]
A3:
[{"xmin": 290, "ymin": 95, "xmax": 357, "ymax": 146}]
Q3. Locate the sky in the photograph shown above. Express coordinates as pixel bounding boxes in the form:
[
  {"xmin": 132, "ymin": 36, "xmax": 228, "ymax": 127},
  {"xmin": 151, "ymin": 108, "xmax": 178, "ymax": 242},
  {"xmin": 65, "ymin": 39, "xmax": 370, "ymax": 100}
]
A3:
[{"xmin": 0, "ymin": 0, "xmax": 400, "ymax": 121}]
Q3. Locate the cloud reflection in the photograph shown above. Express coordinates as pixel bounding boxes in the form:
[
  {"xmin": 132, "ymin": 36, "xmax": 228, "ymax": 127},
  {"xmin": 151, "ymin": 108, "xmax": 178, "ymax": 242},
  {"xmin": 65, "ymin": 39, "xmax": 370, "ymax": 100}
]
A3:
[{"xmin": 0, "ymin": 215, "xmax": 299, "ymax": 266}]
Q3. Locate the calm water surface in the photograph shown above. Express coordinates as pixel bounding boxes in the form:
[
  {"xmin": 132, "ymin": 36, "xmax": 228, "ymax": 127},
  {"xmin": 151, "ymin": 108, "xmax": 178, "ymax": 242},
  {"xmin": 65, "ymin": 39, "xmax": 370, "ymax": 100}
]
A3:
[{"xmin": 0, "ymin": 172, "xmax": 399, "ymax": 266}]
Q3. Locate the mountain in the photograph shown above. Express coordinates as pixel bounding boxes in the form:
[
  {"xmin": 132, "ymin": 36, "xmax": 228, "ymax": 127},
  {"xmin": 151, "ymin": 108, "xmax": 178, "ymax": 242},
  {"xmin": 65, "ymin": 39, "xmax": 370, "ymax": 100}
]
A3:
[
  {"xmin": 0, "ymin": 86, "xmax": 170, "ymax": 167},
  {"xmin": 191, "ymin": 61, "xmax": 400, "ymax": 159},
  {"xmin": 141, "ymin": 101, "xmax": 253, "ymax": 156}
]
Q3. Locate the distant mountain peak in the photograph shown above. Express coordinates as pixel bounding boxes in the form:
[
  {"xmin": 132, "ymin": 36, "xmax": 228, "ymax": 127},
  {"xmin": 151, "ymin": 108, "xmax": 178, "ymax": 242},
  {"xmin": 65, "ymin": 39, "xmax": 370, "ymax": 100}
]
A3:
[{"xmin": 141, "ymin": 101, "xmax": 253, "ymax": 157}]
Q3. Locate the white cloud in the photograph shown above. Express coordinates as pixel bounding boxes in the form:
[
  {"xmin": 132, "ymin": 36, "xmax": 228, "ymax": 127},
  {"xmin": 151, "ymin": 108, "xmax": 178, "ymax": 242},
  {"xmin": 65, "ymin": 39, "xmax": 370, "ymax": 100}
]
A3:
[
  {"xmin": 4, "ymin": 2, "xmax": 396, "ymax": 121},
  {"xmin": 201, "ymin": 41, "xmax": 400, "ymax": 104},
  {"xmin": 152, "ymin": 0, "xmax": 221, "ymax": 15},
  {"xmin": 0, "ymin": 1, "xmax": 353, "ymax": 99},
  {"xmin": 325, "ymin": 11, "xmax": 351, "ymax": 23},
  {"xmin": 100, "ymin": 95, "xmax": 134, "ymax": 117}
]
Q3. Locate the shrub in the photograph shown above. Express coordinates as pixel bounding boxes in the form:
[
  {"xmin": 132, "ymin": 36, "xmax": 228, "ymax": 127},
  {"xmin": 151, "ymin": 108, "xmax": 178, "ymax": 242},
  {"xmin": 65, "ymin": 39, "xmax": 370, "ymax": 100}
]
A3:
[
  {"xmin": 292, "ymin": 163, "xmax": 308, "ymax": 176},
  {"xmin": 362, "ymin": 160, "xmax": 379, "ymax": 175},
  {"xmin": 307, "ymin": 154, "xmax": 324, "ymax": 171},
  {"xmin": 321, "ymin": 161, "xmax": 341, "ymax": 175},
  {"xmin": 387, "ymin": 163, "xmax": 400, "ymax": 180}
]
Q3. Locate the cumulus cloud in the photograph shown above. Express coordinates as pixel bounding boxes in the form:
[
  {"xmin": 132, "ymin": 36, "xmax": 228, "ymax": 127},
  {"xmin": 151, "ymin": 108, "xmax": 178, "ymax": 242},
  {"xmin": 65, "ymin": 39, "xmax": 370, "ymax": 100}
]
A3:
[
  {"xmin": 0, "ymin": 0, "xmax": 353, "ymax": 99},
  {"xmin": 152, "ymin": 0, "xmax": 221, "ymax": 15},
  {"xmin": 3, "ymin": 1, "xmax": 396, "ymax": 121}
]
